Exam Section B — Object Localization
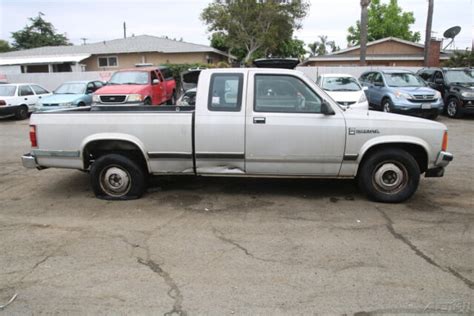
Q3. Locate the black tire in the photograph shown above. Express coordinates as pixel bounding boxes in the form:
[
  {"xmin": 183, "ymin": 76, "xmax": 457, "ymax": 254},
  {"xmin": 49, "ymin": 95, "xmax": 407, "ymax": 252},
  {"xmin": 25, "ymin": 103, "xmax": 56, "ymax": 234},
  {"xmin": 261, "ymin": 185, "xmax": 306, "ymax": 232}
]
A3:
[
  {"xmin": 166, "ymin": 90, "xmax": 176, "ymax": 105},
  {"xmin": 90, "ymin": 154, "xmax": 146, "ymax": 200},
  {"xmin": 446, "ymin": 97, "xmax": 462, "ymax": 118},
  {"xmin": 78, "ymin": 102, "xmax": 86, "ymax": 107},
  {"xmin": 381, "ymin": 98, "xmax": 392, "ymax": 113},
  {"xmin": 357, "ymin": 148, "xmax": 420, "ymax": 203},
  {"xmin": 143, "ymin": 98, "xmax": 152, "ymax": 106},
  {"xmin": 15, "ymin": 105, "xmax": 29, "ymax": 120}
]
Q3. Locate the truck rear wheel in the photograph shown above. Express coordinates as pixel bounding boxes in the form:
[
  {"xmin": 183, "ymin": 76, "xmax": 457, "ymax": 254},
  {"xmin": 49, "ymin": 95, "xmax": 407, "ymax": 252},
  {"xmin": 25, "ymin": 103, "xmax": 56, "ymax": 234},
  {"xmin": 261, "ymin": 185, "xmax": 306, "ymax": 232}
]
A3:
[
  {"xmin": 90, "ymin": 154, "xmax": 146, "ymax": 200},
  {"xmin": 357, "ymin": 148, "xmax": 420, "ymax": 203}
]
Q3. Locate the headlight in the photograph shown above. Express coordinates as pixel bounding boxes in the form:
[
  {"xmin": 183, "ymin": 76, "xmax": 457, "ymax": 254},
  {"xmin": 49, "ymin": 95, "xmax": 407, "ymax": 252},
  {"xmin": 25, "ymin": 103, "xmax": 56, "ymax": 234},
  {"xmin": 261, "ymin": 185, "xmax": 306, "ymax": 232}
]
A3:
[
  {"xmin": 395, "ymin": 90, "xmax": 412, "ymax": 99},
  {"xmin": 358, "ymin": 92, "xmax": 367, "ymax": 103},
  {"xmin": 92, "ymin": 95, "xmax": 100, "ymax": 103},
  {"xmin": 434, "ymin": 91, "xmax": 442, "ymax": 99},
  {"xmin": 461, "ymin": 91, "xmax": 474, "ymax": 98},
  {"xmin": 127, "ymin": 94, "xmax": 143, "ymax": 102}
]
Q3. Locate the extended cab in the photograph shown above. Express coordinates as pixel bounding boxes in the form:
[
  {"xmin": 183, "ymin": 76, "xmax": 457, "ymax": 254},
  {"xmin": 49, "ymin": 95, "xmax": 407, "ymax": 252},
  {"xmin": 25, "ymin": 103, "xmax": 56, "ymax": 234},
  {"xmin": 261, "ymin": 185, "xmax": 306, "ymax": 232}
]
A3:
[
  {"xmin": 22, "ymin": 68, "xmax": 453, "ymax": 203},
  {"xmin": 93, "ymin": 67, "xmax": 176, "ymax": 105}
]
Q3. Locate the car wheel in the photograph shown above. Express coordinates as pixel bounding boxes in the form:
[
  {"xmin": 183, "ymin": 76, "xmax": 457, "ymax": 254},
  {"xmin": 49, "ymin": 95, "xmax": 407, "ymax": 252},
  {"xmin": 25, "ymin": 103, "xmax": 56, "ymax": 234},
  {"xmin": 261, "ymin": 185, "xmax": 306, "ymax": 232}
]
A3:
[
  {"xmin": 446, "ymin": 98, "xmax": 461, "ymax": 118},
  {"xmin": 90, "ymin": 154, "xmax": 146, "ymax": 200},
  {"xmin": 357, "ymin": 148, "xmax": 420, "ymax": 203},
  {"xmin": 78, "ymin": 102, "xmax": 86, "ymax": 107},
  {"xmin": 15, "ymin": 105, "xmax": 29, "ymax": 120},
  {"xmin": 166, "ymin": 90, "xmax": 176, "ymax": 105},
  {"xmin": 143, "ymin": 98, "xmax": 152, "ymax": 106},
  {"xmin": 382, "ymin": 98, "xmax": 392, "ymax": 113}
]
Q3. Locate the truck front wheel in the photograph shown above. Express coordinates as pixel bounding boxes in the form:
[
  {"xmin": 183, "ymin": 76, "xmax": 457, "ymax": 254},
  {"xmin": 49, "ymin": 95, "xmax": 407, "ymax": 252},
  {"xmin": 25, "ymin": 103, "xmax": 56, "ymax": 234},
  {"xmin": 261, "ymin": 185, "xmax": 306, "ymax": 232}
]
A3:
[
  {"xmin": 90, "ymin": 154, "xmax": 146, "ymax": 200},
  {"xmin": 357, "ymin": 148, "xmax": 420, "ymax": 203}
]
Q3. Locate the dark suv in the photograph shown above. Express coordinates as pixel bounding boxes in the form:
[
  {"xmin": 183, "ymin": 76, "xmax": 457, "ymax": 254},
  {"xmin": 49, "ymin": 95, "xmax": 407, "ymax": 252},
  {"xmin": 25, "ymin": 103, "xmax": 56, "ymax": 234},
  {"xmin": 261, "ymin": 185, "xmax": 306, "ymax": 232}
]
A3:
[{"xmin": 417, "ymin": 68, "xmax": 474, "ymax": 118}]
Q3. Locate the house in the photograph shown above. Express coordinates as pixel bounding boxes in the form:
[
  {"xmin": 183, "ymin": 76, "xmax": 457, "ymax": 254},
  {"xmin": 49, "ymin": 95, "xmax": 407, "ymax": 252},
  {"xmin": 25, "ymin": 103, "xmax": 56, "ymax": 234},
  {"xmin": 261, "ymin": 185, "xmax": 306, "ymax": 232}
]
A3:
[
  {"xmin": 301, "ymin": 37, "xmax": 450, "ymax": 67},
  {"xmin": 0, "ymin": 35, "xmax": 233, "ymax": 73}
]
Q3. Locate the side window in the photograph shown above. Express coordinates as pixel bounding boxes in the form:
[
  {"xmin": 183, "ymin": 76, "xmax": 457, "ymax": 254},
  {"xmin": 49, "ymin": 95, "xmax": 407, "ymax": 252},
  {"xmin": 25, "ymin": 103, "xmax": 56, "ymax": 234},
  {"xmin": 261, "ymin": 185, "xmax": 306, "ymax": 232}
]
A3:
[
  {"xmin": 94, "ymin": 81, "xmax": 104, "ymax": 89},
  {"xmin": 161, "ymin": 68, "xmax": 172, "ymax": 80},
  {"xmin": 157, "ymin": 71, "xmax": 164, "ymax": 82},
  {"xmin": 151, "ymin": 71, "xmax": 158, "ymax": 83},
  {"xmin": 434, "ymin": 71, "xmax": 444, "ymax": 82},
  {"xmin": 208, "ymin": 73, "xmax": 243, "ymax": 112},
  {"xmin": 254, "ymin": 75, "xmax": 323, "ymax": 113},
  {"xmin": 360, "ymin": 72, "xmax": 373, "ymax": 84},
  {"xmin": 373, "ymin": 73, "xmax": 384, "ymax": 85},
  {"xmin": 86, "ymin": 82, "xmax": 95, "ymax": 92},
  {"xmin": 31, "ymin": 85, "xmax": 49, "ymax": 95},
  {"xmin": 19, "ymin": 85, "xmax": 34, "ymax": 96}
]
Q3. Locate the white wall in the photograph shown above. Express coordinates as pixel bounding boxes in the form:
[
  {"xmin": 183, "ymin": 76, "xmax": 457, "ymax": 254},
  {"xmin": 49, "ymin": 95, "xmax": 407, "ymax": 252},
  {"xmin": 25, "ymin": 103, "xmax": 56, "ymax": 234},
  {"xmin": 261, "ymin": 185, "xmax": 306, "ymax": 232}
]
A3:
[
  {"xmin": 2, "ymin": 71, "xmax": 113, "ymax": 90},
  {"xmin": 296, "ymin": 66, "xmax": 422, "ymax": 81}
]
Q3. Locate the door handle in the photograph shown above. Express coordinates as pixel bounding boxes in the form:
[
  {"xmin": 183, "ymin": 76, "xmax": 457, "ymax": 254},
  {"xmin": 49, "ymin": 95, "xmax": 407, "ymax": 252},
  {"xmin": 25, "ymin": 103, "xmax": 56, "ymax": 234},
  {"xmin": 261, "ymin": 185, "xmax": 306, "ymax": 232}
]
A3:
[
  {"xmin": 24, "ymin": 98, "xmax": 28, "ymax": 100},
  {"xmin": 253, "ymin": 117, "xmax": 266, "ymax": 124}
]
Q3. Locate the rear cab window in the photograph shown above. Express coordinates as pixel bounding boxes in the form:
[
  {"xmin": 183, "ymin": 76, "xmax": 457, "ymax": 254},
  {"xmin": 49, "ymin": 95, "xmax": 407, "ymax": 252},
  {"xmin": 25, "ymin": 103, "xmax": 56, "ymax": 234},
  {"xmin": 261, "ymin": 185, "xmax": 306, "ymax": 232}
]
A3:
[{"xmin": 208, "ymin": 73, "xmax": 243, "ymax": 112}]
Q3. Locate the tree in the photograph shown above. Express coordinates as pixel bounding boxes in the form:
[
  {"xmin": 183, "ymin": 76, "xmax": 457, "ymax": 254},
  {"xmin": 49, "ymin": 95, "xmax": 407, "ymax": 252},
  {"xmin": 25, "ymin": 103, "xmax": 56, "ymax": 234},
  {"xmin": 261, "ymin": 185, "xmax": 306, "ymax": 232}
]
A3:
[
  {"xmin": 271, "ymin": 38, "xmax": 306, "ymax": 59},
  {"xmin": 201, "ymin": 0, "xmax": 310, "ymax": 63},
  {"xmin": 443, "ymin": 51, "xmax": 474, "ymax": 67},
  {"xmin": 360, "ymin": 0, "xmax": 371, "ymax": 65},
  {"xmin": 11, "ymin": 12, "xmax": 71, "ymax": 50},
  {"xmin": 307, "ymin": 35, "xmax": 339, "ymax": 56},
  {"xmin": 347, "ymin": 0, "xmax": 421, "ymax": 46},
  {"xmin": 424, "ymin": 0, "xmax": 434, "ymax": 66},
  {"xmin": 0, "ymin": 40, "xmax": 12, "ymax": 52}
]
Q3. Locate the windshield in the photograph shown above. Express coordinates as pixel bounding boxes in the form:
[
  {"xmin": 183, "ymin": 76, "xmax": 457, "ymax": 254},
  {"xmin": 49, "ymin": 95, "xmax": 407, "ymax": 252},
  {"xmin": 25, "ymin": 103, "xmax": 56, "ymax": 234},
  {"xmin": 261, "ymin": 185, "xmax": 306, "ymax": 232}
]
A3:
[
  {"xmin": 109, "ymin": 71, "xmax": 149, "ymax": 85},
  {"xmin": 321, "ymin": 77, "xmax": 361, "ymax": 91},
  {"xmin": 385, "ymin": 73, "xmax": 425, "ymax": 87},
  {"xmin": 445, "ymin": 70, "xmax": 474, "ymax": 84},
  {"xmin": 54, "ymin": 83, "xmax": 86, "ymax": 94},
  {"xmin": 0, "ymin": 85, "xmax": 16, "ymax": 96}
]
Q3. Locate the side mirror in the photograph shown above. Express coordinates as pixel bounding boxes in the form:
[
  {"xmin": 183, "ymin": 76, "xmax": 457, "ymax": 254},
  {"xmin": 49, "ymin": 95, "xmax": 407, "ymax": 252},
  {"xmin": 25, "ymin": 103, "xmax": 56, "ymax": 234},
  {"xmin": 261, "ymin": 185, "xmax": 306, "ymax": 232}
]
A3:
[
  {"xmin": 434, "ymin": 78, "xmax": 444, "ymax": 85},
  {"xmin": 321, "ymin": 101, "xmax": 335, "ymax": 115},
  {"xmin": 152, "ymin": 79, "xmax": 160, "ymax": 85}
]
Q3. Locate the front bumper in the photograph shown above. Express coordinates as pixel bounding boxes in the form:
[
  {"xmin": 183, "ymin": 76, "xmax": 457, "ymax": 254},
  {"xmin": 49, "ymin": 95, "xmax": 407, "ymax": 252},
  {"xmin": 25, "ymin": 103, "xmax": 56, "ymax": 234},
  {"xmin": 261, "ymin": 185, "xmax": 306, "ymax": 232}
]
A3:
[
  {"xmin": 0, "ymin": 105, "xmax": 21, "ymax": 117},
  {"xmin": 460, "ymin": 99, "xmax": 474, "ymax": 113},
  {"xmin": 392, "ymin": 98, "xmax": 444, "ymax": 116},
  {"xmin": 425, "ymin": 151, "xmax": 453, "ymax": 178}
]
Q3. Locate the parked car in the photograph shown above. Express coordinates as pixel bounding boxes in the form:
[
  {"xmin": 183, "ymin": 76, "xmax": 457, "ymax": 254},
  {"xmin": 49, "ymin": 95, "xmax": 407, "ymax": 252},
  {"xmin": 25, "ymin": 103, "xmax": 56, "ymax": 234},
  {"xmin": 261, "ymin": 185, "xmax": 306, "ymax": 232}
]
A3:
[
  {"xmin": 316, "ymin": 74, "xmax": 369, "ymax": 110},
  {"xmin": 359, "ymin": 70, "xmax": 443, "ymax": 119},
  {"xmin": 22, "ymin": 68, "xmax": 453, "ymax": 203},
  {"xmin": 176, "ymin": 68, "xmax": 202, "ymax": 107},
  {"xmin": 93, "ymin": 67, "xmax": 177, "ymax": 106},
  {"xmin": 37, "ymin": 80, "xmax": 104, "ymax": 112},
  {"xmin": 417, "ymin": 67, "xmax": 474, "ymax": 118},
  {"xmin": 0, "ymin": 83, "xmax": 51, "ymax": 120}
]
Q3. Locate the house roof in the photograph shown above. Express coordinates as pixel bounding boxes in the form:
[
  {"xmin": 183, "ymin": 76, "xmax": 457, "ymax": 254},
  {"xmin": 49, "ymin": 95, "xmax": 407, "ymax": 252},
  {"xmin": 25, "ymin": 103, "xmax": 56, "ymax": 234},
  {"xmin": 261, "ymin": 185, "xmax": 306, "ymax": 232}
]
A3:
[
  {"xmin": 303, "ymin": 37, "xmax": 450, "ymax": 64},
  {"xmin": 0, "ymin": 35, "xmax": 232, "ymax": 61},
  {"xmin": 0, "ymin": 54, "xmax": 91, "ymax": 66}
]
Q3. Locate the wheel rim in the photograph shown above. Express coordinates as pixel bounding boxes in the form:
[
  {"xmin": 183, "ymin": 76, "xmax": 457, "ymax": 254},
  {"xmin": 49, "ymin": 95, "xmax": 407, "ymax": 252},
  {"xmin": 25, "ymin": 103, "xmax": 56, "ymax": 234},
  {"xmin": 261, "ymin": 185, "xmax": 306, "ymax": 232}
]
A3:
[
  {"xmin": 372, "ymin": 162, "xmax": 408, "ymax": 194},
  {"xmin": 383, "ymin": 102, "xmax": 391, "ymax": 112},
  {"xmin": 447, "ymin": 100, "xmax": 457, "ymax": 117},
  {"xmin": 99, "ymin": 165, "xmax": 131, "ymax": 197}
]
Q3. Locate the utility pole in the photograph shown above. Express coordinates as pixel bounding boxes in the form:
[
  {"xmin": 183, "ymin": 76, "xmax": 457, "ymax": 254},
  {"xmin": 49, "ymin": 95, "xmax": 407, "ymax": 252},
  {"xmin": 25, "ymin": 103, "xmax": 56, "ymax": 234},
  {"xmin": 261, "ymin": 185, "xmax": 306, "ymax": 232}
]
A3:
[
  {"xmin": 424, "ymin": 0, "xmax": 434, "ymax": 66},
  {"xmin": 80, "ymin": 38, "xmax": 88, "ymax": 45},
  {"xmin": 360, "ymin": 0, "xmax": 371, "ymax": 66},
  {"xmin": 123, "ymin": 22, "xmax": 127, "ymax": 39}
]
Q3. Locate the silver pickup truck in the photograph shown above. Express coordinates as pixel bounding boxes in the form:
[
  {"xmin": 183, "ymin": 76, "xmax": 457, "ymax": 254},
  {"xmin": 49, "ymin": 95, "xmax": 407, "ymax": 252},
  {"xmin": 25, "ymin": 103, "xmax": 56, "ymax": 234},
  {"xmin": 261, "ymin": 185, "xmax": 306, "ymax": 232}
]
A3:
[{"xmin": 22, "ymin": 68, "xmax": 453, "ymax": 202}]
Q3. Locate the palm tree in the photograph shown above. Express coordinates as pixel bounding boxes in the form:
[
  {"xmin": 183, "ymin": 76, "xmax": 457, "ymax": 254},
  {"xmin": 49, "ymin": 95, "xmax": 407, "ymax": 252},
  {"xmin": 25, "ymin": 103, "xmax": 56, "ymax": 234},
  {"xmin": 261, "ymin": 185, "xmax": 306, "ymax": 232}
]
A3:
[
  {"xmin": 424, "ymin": 0, "xmax": 434, "ymax": 66},
  {"xmin": 360, "ymin": 0, "xmax": 371, "ymax": 65}
]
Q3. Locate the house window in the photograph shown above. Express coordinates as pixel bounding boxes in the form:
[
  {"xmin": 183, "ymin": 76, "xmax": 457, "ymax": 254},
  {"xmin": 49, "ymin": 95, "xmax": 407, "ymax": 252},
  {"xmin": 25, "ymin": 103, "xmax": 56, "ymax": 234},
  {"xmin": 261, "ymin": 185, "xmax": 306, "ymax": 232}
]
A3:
[{"xmin": 98, "ymin": 56, "xmax": 118, "ymax": 68}]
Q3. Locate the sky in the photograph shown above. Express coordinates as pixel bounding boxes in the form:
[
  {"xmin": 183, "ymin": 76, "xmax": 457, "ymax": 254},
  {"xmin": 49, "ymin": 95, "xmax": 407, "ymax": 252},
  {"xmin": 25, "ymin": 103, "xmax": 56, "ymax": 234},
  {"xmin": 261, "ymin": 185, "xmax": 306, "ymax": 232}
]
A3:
[{"xmin": 0, "ymin": 0, "xmax": 472, "ymax": 51}]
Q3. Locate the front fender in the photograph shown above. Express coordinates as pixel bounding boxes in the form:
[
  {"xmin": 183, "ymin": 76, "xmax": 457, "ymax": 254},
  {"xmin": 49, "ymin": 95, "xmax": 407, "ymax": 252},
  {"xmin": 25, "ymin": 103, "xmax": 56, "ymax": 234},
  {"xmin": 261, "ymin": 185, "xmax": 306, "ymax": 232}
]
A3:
[{"xmin": 359, "ymin": 135, "xmax": 431, "ymax": 161}]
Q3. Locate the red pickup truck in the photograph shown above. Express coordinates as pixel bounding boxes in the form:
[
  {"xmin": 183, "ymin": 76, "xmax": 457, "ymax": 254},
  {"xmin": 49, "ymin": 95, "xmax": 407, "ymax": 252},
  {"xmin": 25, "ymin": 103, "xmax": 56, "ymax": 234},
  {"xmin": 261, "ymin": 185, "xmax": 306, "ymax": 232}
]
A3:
[{"xmin": 93, "ymin": 67, "xmax": 176, "ymax": 105}]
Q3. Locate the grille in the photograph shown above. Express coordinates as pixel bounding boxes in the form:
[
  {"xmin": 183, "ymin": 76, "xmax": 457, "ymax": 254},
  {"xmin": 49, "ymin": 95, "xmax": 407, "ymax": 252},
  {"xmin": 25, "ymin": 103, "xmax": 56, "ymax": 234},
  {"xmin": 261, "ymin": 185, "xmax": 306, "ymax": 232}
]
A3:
[
  {"xmin": 412, "ymin": 94, "xmax": 436, "ymax": 100},
  {"xmin": 100, "ymin": 95, "xmax": 127, "ymax": 103},
  {"xmin": 337, "ymin": 101, "xmax": 356, "ymax": 106}
]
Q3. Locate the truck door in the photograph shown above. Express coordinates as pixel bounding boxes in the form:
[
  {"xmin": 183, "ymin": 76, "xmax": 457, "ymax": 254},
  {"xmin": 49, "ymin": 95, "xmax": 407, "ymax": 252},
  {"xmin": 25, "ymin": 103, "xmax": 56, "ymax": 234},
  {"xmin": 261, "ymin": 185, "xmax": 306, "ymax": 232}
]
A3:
[
  {"xmin": 194, "ymin": 72, "xmax": 246, "ymax": 174},
  {"xmin": 150, "ymin": 70, "xmax": 164, "ymax": 105},
  {"xmin": 245, "ymin": 72, "xmax": 346, "ymax": 176}
]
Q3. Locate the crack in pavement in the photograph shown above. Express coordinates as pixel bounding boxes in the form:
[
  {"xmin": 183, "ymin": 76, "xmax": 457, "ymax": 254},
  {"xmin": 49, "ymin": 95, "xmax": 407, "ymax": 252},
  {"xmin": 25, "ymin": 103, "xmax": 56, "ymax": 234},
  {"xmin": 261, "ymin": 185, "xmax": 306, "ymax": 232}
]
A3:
[
  {"xmin": 212, "ymin": 227, "xmax": 277, "ymax": 263},
  {"xmin": 376, "ymin": 207, "xmax": 474, "ymax": 290},
  {"xmin": 137, "ymin": 258, "xmax": 186, "ymax": 316}
]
